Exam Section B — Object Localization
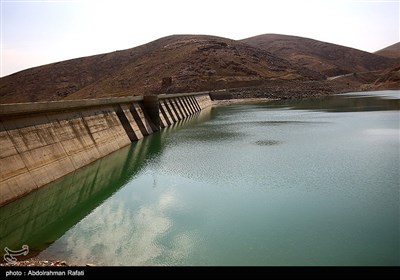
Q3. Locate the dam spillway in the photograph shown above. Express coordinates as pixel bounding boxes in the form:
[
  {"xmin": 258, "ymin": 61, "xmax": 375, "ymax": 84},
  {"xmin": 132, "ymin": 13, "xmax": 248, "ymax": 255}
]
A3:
[{"xmin": 0, "ymin": 92, "xmax": 212, "ymax": 206}]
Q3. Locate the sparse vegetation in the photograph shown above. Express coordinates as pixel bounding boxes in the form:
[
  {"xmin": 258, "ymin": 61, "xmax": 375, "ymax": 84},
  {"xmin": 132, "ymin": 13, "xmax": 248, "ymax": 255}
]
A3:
[{"xmin": 0, "ymin": 34, "xmax": 398, "ymax": 104}]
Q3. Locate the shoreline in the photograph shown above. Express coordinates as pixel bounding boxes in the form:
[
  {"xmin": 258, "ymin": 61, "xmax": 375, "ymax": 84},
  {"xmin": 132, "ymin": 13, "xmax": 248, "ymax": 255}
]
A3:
[
  {"xmin": 0, "ymin": 260, "xmax": 69, "ymax": 267},
  {"xmin": 0, "ymin": 259, "xmax": 95, "ymax": 267},
  {"xmin": 212, "ymin": 97, "xmax": 277, "ymax": 106}
]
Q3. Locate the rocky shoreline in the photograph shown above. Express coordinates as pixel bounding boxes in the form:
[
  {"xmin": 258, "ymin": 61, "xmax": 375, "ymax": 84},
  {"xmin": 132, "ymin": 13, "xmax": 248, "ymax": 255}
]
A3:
[
  {"xmin": 209, "ymin": 80, "xmax": 360, "ymax": 101},
  {"xmin": 212, "ymin": 97, "xmax": 276, "ymax": 105},
  {"xmin": 0, "ymin": 260, "xmax": 69, "ymax": 267},
  {"xmin": 0, "ymin": 259, "xmax": 96, "ymax": 267}
]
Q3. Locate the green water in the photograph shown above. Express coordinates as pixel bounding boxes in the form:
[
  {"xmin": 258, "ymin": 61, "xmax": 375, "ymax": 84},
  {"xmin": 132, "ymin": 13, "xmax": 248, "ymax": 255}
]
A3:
[{"xmin": 1, "ymin": 90, "xmax": 399, "ymax": 266}]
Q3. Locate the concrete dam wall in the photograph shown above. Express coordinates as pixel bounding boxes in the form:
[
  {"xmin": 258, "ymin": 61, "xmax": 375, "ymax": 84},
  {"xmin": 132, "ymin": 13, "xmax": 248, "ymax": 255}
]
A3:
[{"xmin": 0, "ymin": 92, "xmax": 212, "ymax": 206}]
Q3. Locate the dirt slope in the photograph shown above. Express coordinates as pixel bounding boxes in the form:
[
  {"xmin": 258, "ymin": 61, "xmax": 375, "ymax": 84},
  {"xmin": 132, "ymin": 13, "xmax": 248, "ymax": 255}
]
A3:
[
  {"xmin": 0, "ymin": 35, "xmax": 323, "ymax": 103},
  {"xmin": 241, "ymin": 34, "xmax": 397, "ymax": 77}
]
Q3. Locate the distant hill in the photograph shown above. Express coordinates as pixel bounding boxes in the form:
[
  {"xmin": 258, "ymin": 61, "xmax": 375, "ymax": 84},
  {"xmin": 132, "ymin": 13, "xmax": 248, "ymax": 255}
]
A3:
[
  {"xmin": 241, "ymin": 34, "xmax": 397, "ymax": 77},
  {"xmin": 65, "ymin": 35, "xmax": 324, "ymax": 101},
  {"xmin": 375, "ymin": 42, "xmax": 400, "ymax": 59},
  {"xmin": 0, "ymin": 34, "xmax": 398, "ymax": 104},
  {"xmin": 0, "ymin": 35, "xmax": 324, "ymax": 103},
  {"xmin": 0, "ymin": 43, "xmax": 151, "ymax": 103}
]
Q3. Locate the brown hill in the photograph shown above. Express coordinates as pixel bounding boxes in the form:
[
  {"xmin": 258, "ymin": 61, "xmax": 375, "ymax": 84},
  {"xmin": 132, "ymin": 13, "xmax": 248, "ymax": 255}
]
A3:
[
  {"xmin": 0, "ymin": 37, "xmax": 170, "ymax": 103},
  {"xmin": 375, "ymin": 42, "xmax": 400, "ymax": 59},
  {"xmin": 0, "ymin": 35, "xmax": 323, "ymax": 103},
  {"xmin": 241, "ymin": 34, "xmax": 397, "ymax": 77},
  {"xmin": 371, "ymin": 65, "xmax": 400, "ymax": 90}
]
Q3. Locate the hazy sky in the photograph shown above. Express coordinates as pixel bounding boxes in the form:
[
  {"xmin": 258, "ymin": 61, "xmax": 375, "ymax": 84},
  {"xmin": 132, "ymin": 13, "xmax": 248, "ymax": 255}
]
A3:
[{"xmin": 1, "ymin": 0, "xmax": 399, "ymax": 77}]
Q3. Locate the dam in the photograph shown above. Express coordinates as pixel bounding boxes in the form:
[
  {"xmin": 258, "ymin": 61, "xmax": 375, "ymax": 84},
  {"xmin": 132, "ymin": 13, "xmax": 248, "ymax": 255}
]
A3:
[{"xmin": 0, "ymin": 92, "xmax": 212, "ymax": 206}]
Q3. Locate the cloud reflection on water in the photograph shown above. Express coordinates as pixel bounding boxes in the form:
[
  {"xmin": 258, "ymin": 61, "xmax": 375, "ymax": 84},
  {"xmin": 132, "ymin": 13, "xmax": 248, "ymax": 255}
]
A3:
[{"xmin": 40, "ymin": 188, "xmax": 195, "ymax": 266}]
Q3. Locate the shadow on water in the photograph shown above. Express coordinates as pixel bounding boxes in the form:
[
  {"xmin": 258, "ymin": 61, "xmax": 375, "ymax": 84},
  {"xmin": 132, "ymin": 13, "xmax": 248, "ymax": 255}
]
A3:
[
  {"xmin": 0, "ymin": 107, "xmax": 212, "ymax": 259},
  {"xmin": 262, "ymin": 91, "xmax": 400, "ymax": 112}
]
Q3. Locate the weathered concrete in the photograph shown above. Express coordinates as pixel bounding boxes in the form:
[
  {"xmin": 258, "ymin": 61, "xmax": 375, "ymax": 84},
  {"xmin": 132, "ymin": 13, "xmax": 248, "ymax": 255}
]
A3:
[
  {"xmin": 0, "ymin": 92, "xmax": 212, "ymax": 206},
  {"xmin": 164, "ymin": 99, "xmax": 179, "ymax": 122},
  {"xmin": 143, "ymin": 95, "xmax": 160, "ymax": 130},
  {"xmin": 0, "ymin": 96, "xmax": 144, "ymax": 116},
  {"xmin": 157, "ymin": 92, "xmax": 211, "ymax": 128},
  {"xmin": 0, "ymin": 104, "xmax": 138, "ymax": 206}
]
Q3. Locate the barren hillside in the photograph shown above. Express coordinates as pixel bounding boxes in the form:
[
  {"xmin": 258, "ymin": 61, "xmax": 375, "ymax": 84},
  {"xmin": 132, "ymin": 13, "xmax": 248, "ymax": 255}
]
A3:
[
  {"xmin": 0, "ymin": 35, "xmax": 323, "ymax": 103},
  {"xmin": 1, "ymin": 34, "xmax": 398, "ymax": 104},
  {"xmin": 241, "ymin": 34, "xmax": 397, "ymax": 77},
  {"xmin": 374, "ymin": 42, "xmax": 400, "ymax": 59}
]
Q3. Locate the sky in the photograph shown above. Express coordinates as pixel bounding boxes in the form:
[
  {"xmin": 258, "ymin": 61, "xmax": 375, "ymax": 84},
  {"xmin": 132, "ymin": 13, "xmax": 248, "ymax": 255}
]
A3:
[{"xmin": 0, "ymin": 0, "xmax": 399, "ymax": 77}]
